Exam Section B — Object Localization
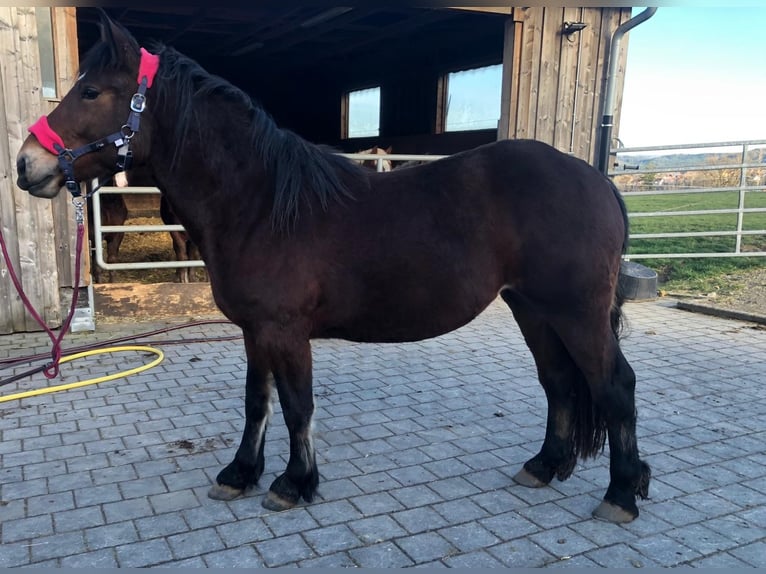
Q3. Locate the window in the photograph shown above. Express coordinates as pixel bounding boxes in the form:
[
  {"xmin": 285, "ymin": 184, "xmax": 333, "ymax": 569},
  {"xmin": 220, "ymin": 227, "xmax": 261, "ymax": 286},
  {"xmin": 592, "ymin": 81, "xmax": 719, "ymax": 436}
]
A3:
[
  {"xmin": 343, "ymin": 86, "xmax": 380, "ymax": 138},
  {"xmin": 36, "ymin": 8, "xmax": 57, "ymax": 99},
  {"xmin": 444, "ymin": 64, "xmax": 502, "ymax": 132}
]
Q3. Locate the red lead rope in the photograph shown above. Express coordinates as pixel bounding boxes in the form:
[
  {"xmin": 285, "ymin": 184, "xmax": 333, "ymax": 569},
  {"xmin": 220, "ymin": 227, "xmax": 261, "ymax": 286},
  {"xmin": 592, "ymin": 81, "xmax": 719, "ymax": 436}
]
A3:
[{"xmin": 0, "ymin": 198, "xmax": 86, "ymax": 379}]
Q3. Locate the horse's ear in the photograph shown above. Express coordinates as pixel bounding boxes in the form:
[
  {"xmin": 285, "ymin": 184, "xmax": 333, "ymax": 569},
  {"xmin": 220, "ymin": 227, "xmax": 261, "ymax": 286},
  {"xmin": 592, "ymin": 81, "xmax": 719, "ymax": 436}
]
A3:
[
  {"xmin": 385, "ymin": 146, "xmax": 393, "ymax": 154},
  {"xmin": 96, "ymin": 9, "xmax": 141, "ymax": 67},
  {"xmin": 371, "ymin": 146, "xmax": 379, "ymax": 153}
]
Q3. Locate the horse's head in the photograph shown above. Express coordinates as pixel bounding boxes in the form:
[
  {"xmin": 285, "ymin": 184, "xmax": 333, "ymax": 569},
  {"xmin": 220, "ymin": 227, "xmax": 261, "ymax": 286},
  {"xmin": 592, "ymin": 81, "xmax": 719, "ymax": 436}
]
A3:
[{"xmin": 16, "ymin": 11, "xmax": 154, "ymax": 199}]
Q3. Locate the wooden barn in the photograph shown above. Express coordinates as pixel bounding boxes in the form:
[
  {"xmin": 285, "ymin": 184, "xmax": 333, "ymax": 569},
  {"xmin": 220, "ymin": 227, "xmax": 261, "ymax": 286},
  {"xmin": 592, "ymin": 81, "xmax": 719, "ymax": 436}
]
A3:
[{"xmin": 0, "ymin": 5, "xmax": 636, "ymax": 333}]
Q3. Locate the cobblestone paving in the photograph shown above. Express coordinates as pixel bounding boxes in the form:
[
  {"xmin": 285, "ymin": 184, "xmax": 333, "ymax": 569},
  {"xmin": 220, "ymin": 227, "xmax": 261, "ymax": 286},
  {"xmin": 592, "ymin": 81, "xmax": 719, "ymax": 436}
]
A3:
[{"xmin": 1, "ymin": 298, "xmax": 764, "ymax": 567}]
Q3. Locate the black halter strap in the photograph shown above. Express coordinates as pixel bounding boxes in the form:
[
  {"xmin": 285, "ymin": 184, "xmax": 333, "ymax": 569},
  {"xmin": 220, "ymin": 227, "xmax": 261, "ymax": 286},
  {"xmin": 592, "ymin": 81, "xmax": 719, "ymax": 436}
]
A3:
[{"xmin": 56, "ymin": 76, "xmax": 151, "ymax": 198}]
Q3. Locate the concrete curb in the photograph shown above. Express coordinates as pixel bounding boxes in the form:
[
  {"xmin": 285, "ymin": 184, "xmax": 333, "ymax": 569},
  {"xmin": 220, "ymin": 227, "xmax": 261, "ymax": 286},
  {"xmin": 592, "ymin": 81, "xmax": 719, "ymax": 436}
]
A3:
[{"xmin": 675, "ymin": 300, "xmax": 766, "ymax": 326}]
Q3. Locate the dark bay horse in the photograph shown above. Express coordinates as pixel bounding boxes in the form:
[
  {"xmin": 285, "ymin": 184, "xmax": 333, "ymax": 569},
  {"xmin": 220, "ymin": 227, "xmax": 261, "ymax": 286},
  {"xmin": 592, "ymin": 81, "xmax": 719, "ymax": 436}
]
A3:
[{"xmin": 15, "ymin": 14, "xmax": 650, "ymax": 522}]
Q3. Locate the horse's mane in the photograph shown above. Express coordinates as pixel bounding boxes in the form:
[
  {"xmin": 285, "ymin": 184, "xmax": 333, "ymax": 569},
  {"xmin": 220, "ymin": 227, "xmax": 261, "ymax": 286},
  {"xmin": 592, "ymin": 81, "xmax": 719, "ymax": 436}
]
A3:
[{"xmin": 79, "ymin": 37, "xmax": 365, "ymax": 232}]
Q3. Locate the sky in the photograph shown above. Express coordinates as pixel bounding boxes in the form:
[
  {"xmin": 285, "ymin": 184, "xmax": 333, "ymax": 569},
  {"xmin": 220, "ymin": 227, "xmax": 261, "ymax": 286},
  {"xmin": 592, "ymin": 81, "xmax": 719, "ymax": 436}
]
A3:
[{"xmin": 618, "ymin": 6, "xmax": 766, "ymax": 148}]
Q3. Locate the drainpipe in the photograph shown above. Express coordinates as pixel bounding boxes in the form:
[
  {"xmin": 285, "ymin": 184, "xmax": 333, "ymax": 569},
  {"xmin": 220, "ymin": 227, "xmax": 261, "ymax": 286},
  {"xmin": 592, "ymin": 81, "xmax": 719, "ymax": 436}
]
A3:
[{"xmin": 597, "ymin": 7, "xmax": 657, "ymax": 174}]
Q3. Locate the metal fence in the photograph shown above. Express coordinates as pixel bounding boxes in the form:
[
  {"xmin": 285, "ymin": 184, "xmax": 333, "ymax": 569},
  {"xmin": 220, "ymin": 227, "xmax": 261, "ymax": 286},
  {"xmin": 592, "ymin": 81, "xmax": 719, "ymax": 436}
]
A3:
[
  {"xmin": 91, "ymin": 142, "xmax": 766, "ymax": 276},
  {"xmin": 610, "ymin": 139, "xmax": 766, "ymax": 259}
]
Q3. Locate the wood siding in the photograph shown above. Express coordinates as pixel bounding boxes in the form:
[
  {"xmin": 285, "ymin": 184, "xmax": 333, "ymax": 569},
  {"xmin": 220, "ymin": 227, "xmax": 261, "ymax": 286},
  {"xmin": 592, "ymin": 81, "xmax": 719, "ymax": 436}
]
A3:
[
  {"xmin": 500, "ymin": 7, "xmax": 632, "ymax": 165},
  {"xmin": 0, "ymin": 7, "xmax": 78, "ymax": 333}
]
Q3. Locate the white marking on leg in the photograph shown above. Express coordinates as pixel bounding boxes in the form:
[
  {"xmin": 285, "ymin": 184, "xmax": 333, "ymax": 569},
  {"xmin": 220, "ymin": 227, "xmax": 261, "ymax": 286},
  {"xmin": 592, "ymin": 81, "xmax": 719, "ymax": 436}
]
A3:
[
  {"xmin": 297, "ymin": 408, "xmax": 316, "ymax": 469},
  {"xmin": 249, "ymin": 374, "xmax": 273, "ymax": 459},
  {"xmin": 250, "ymin": 400, "xmax": 272, "ymax": 460}
]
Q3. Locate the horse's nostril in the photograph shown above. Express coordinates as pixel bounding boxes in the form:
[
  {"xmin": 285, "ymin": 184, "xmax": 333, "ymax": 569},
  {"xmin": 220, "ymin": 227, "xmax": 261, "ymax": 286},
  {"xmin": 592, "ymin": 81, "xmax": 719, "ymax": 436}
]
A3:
[{"xmin": 16, "ymin": 156, "xmax": 26, "ymax": 177}]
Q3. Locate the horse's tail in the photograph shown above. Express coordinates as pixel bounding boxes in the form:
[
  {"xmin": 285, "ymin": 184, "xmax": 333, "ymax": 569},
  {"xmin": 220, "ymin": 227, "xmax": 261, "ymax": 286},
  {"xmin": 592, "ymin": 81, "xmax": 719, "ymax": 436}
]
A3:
[{"xmin": 572, "ymin": 177, "xmax": 629, "ymax": 462}]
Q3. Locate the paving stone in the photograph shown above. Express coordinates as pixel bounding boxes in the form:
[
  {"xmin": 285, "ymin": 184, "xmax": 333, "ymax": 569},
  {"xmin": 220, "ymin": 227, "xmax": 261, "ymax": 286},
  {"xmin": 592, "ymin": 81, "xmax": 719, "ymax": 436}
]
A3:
[
  {"xmin": 688, "ymin": 552, "xmax": 755, "ymax": 568},
  {"xmin": 103, "ymin": 497, "xmax": 154, "ymax": 522},
  {"xmin": 52, "ymin": 506, "xmax": 105, "ymax": 533},
  {"xmin": 166, "ymin": 527, "xmax": 225, "ymax": 559},
  {"xmin": 348, "ymin": 515, "xmax": 408, "ymax": 544},
  {"xmin": 135, "ymin": 513, "xmax": 189, "ymax": 540},
  {"xmin": 263, "ymin": 508, "xmax": 320, "ymax": 537},
  {"xmin": 442, "ymin": 550, "xmax": 506, "ymax": 568},
  {"xmin": 303, "ymin": 523, "xmax": 364, "ymax": 554},
  {"xmin": 438, "ymin": 522, "xmax": 500, "ymax": 553},
  {"xmin": 29, "ymin": 531, "xmax": 86, "ymax": 563},
  {"xmin": 529, "ymin": 525, "xmax": 598, "ymax": 559},
  {"xmin": 115, "ymin": 538, "xmax": 174, "ymax": 567},
  {"xmin": 60, "ymin": 548, "xmax": 119, "ymax": 568},
  {"xmin": 348, "ymin": 541, "xmax": 416, "ymax": 568},
  {"xmin": 85, "ymin": 521, "xmax": 140, "ymax": 550},
  {"xmin": 2, "ymin": 514, "xmax": 54, "ymax": 543},
  {"xmin": 488, "ymin": 538, "xmax": 556, "ymax": 567},
  {"xmin": 215, "ymin": 517, "xmax": 274, "ymax": 547},
  {"xmin": 307, "ymin": 499, "xmax": 364, "ymax": 526},
  {"xmin": 0, "ymin": 299, "xmax": 764, "ymax": 567},
  {"xmin": 629, "ymin": 533, "xmax": 702, "ymax": 566},
  {"xmin": 0, "ymin": 542, "xmax": 30, "ymax": 567},
  {"xmin": 395, "ymin": 531, "xmax": 457, "ymax": 564},
  {"xmin": 148, "ymin": 489, "xmax": 199, "ymax": 514},
  {"xmin": 255, "ymin": 533, "xmax": 315, "ymax": 567},
  {"xmin": 203, "ymin": 546, "xmax": 264, "ymax": 568},
  {"xmin": 730, "ymin": 540, "xmax": 766, "ymax": 567}
]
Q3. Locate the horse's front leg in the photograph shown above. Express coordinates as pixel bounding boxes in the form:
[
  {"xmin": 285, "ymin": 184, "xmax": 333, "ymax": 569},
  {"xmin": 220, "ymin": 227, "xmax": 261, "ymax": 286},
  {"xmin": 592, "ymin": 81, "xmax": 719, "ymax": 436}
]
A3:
[
  {"xmin": 209, "ymin": 332, "xmax": 272, "ymax": 500},
  {"xmin": 262, "ymin": 335, "xmax": 318, "ymax": 511}
]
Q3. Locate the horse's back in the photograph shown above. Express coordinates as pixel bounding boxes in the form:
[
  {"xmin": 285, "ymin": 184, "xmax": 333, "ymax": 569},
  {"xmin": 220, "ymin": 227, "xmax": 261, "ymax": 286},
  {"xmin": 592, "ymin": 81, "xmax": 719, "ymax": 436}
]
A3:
[{"xmin": 310, "ymin": 139, "xmax": 625, "ymax": 342}]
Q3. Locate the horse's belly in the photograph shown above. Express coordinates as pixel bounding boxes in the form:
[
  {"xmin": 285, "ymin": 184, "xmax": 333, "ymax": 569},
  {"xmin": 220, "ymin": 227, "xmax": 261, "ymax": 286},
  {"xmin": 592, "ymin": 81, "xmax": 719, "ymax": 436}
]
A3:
[{"xmin": 319, "ymin": 285, "xmax": 497, "ymax": 343}]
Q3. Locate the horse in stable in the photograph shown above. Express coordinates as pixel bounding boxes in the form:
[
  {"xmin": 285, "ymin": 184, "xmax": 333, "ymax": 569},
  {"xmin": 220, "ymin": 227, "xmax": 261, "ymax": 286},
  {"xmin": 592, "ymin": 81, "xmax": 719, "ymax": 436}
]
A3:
[{"xmin": 87, "ymin": 167, "xmax": 206, "ymax": 284}]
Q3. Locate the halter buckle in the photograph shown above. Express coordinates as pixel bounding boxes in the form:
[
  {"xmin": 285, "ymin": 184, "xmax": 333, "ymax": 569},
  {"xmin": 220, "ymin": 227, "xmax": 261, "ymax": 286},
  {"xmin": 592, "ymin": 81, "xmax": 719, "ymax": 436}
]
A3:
[{"xmin": 130, "ymin": 92, "xmax": 146, "ymax": 113}]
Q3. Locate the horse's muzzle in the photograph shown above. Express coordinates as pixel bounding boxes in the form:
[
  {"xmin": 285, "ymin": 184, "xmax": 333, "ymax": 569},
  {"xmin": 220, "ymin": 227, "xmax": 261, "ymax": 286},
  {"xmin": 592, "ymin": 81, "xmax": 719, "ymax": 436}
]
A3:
[{"xmin": 16, "ymin": 150, "xmax": 63, "ymax": 198}]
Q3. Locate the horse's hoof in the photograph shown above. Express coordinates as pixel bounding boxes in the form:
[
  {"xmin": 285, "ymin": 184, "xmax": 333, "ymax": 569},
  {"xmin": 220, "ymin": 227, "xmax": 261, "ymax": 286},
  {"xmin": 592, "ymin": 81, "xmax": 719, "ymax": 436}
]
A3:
[
  {"xmin": 262, "ymin": 491, "xmax": 298, "ymax": 512},
  {"xmin": 207, "ymin": 483, "xmax": 245, "ymax": 501},
  {"xmin": 592, "ymin": 501, "xmax": 637, "ymax": 523},
  {"xmin": 513, "ymin": 468, "xmax": 547, "ymax": 488}
]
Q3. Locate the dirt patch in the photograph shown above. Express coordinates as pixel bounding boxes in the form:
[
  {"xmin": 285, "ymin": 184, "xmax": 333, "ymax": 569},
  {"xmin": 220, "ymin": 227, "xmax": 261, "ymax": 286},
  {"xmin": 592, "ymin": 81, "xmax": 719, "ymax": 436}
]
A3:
[
  {"xmin": 168, "ymin": 437, "xmax": 233, "ymax": 454},
  {"xmin": 93, "ymin": 282, "xmax": 222, "ymax": 323},
  {"xmin": 664, "ymin": 266, "xmax": 766, "ymax": 322}
]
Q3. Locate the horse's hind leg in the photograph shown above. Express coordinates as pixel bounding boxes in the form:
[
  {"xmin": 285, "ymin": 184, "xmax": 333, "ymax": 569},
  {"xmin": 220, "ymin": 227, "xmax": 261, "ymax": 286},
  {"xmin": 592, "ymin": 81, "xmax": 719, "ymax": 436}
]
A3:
[
  {"xmin": 209, "ymin": 332, "xmax": 272, "ymax": 501},
  {"xmin": 553, "ymin": 314, "xmax": 651, "ymax": 523},
  {"xmin": 501, "ymin": 290, "xmax": 581, "ymax": 487}
]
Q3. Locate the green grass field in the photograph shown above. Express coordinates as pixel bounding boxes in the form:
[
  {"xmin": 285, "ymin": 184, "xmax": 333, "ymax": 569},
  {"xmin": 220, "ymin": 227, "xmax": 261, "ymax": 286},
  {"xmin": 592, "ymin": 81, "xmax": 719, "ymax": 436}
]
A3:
[{"xmin": 622, "ymin": 189, "xmax": 766, "ymax": 293}]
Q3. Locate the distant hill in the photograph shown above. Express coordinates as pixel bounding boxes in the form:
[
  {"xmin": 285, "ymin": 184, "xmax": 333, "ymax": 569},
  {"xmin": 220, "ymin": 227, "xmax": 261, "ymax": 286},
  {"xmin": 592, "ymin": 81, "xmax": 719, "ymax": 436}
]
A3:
[{"xmin": 613, "ymin": 148, "xmax": 765, "ymax": 171}]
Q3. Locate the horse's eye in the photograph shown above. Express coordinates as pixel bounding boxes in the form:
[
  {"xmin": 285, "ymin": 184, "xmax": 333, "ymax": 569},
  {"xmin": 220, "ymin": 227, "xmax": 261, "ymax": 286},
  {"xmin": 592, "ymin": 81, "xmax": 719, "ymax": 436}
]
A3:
[{"xmin": 81, "ymin": 87, "xmax": 100, "ymax": 100}]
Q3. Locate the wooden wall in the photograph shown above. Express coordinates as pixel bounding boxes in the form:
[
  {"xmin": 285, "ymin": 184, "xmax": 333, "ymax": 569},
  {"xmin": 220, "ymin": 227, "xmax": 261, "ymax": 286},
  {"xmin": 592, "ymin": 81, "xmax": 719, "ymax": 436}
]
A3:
[
  {"xmin": 0, "ymin": 7, "xmax": 79, "ymax": 333},
  {"xmin": 499, "ymin": 7, "xmax": 632, "ymax": 165}
]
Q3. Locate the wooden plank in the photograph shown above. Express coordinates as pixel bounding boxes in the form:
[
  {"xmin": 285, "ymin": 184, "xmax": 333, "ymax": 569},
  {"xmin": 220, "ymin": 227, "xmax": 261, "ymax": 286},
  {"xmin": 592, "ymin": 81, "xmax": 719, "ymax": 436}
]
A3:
[
  {"xmin": 571, "ymin": 7, "xmax": 605, "ymax": 163},
  {"xmin": 552, "ymin": 6, "xmax": 581, "ymax": 153},
  {"xmin": 0, "ymin": 9, "xmax": 23, "ymax": 333},
  {"xmin": 497, "ymin": 11, "xmax": 523, "ymax": 140},
  {"xmin": 515, "ymin": 7, "xmax": 543, "ymax": 140},
  {"xmin": 50, "ymin": 7, "xmax": 84, "ymax": 287},
  {"xmin": 0, "ymin": 7, "xmax": 61, "ymax": 330},
  {"xmin": 534, "ymin": 7, "xmax": 563, "ymax": 146}
]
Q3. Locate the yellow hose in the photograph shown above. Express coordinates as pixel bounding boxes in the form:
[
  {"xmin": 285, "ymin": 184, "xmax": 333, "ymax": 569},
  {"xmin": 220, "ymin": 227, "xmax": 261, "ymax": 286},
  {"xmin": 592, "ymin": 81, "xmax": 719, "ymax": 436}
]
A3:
[{"xmin": 0, "ymin": 345, "xmax": 164, "ymax": 404}]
